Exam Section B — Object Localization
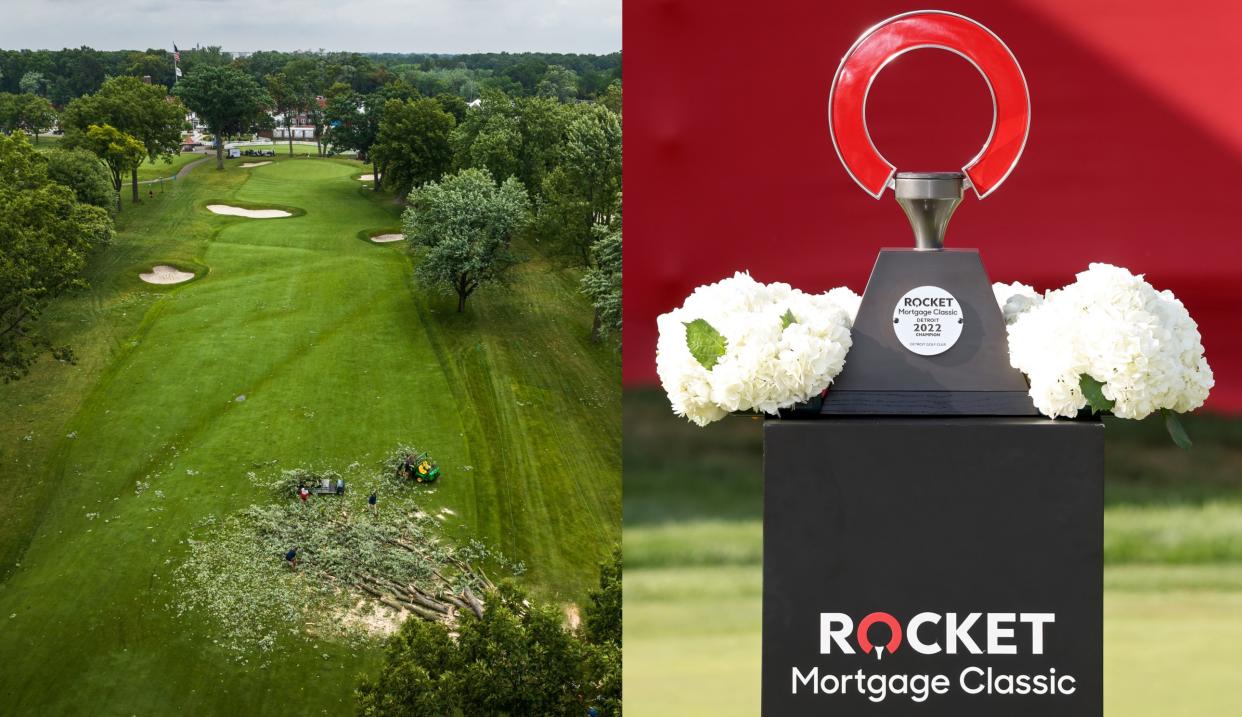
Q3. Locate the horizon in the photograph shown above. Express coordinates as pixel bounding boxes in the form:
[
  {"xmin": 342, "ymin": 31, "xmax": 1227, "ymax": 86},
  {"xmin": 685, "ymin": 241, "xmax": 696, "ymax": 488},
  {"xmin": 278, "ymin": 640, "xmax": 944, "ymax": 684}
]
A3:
[
  {"xmin": 0, "ymin": 0, "xmax": 620, "ymax": 55},
  {"xmin": 0, "ymin": 46, "xmax": 621, "ymax": 57}
]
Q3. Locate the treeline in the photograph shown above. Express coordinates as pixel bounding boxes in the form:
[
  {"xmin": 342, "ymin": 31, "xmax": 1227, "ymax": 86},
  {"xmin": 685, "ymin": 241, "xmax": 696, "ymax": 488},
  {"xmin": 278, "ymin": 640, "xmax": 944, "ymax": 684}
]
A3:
[{"xmin": 0, "ymin": 47, "xmax": 621, "ymax": 106}]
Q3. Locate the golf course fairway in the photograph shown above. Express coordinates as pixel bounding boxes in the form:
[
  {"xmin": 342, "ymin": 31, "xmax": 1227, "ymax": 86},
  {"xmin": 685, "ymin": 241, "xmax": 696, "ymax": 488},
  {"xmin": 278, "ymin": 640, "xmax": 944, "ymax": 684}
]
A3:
[{"xmin": 0, "ymin": 156, "xmax": 620, "ymax": 714}]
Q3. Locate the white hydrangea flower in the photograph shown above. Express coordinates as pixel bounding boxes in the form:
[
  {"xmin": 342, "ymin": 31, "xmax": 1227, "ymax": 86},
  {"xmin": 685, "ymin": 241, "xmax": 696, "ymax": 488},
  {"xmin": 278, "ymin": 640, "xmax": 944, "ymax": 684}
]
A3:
[
  {"xmin": 656, "ymin": 272, "xmax": 857, "ymax": 426},
  {"xmin": 992, "ymin": 281, "xmax": 1043, "ymax": 324},
  {"xmin": 1005, "ymin": 263, "xmax": 1214, "ymax": 419}
]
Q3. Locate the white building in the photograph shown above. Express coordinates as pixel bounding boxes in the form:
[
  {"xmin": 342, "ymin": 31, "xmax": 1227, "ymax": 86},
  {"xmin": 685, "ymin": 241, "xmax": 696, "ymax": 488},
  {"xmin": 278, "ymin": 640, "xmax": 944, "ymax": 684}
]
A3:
[{"xmin": 272, "ymin": 126, "xmax": 317, "ymax": 140}]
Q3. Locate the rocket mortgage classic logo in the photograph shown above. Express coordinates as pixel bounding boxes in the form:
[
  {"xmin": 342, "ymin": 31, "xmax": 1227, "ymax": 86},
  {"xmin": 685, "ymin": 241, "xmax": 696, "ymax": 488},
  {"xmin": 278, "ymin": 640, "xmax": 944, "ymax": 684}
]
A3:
[{"xmin": 791, "ymin": 610, "xmax": 1080, "ymax": 704}]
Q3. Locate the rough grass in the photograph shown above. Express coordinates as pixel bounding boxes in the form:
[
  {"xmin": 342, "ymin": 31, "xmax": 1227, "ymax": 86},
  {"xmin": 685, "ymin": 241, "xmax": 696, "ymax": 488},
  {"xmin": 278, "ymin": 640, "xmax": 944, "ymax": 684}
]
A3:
[
  {"xmin": 623, "ymin": 389, "xmax": 1242, "ymax": 717},
  {"xmin": 0, "ymin": 156, "xmax": 619, "ymax": 715}
]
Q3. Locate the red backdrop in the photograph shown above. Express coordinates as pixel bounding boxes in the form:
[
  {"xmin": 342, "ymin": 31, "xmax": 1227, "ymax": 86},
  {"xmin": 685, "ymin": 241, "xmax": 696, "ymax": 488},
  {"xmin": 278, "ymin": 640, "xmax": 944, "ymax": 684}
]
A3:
[{"xmin": 624, "ymin": 0, "xmax": 1242, "ymax": 411}]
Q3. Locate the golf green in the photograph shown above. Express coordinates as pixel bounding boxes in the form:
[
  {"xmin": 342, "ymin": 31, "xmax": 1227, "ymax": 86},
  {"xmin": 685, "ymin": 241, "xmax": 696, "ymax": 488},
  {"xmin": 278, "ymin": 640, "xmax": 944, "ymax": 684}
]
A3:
[{"xmin": 0, "ymin": 156, "xmax": 620, "ymax": 714}]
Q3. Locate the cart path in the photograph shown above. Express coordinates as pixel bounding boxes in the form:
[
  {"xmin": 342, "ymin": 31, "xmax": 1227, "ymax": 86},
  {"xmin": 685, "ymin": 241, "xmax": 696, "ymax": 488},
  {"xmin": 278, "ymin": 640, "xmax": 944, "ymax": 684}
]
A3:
[{"xmin": 137, "ymin": 155, "xmax": 210, "ymax": 184}]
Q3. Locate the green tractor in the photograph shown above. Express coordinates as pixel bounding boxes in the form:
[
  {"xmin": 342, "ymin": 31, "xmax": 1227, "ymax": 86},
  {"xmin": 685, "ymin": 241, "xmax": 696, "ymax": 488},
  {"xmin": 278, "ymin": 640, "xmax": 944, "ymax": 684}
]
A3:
[{"xmin": 397, "ymin": 451, "xmax": 441, "ymax": 484}]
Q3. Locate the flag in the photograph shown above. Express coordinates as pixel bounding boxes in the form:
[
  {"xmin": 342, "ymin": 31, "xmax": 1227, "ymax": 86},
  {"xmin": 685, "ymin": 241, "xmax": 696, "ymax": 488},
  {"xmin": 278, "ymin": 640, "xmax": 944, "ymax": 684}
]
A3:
[
  {"xmin": 173, "ymin": 45, "xmax": 180, "ymax": 62},
  {"xmin": 176, "ymin": 67, "xmax": 182, "ymax": 77}
]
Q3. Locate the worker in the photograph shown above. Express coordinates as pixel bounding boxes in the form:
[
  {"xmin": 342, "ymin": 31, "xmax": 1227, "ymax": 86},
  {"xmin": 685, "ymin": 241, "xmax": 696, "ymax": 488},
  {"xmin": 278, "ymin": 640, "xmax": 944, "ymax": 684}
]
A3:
[
  {"xmin": 368, "ymin": 491, "xmax": 378, "ymax": 514},
  {"xmin": 285, "ymin": 547, "xmax": 298, "ymax": 570}
]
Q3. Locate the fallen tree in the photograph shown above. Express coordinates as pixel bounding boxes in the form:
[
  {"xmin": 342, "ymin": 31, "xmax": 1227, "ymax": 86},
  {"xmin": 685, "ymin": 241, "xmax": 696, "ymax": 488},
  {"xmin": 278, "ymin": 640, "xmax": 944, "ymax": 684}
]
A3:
[{"xmin": 170, "ymin": 448, "xmax": 522, "ymax": 661}]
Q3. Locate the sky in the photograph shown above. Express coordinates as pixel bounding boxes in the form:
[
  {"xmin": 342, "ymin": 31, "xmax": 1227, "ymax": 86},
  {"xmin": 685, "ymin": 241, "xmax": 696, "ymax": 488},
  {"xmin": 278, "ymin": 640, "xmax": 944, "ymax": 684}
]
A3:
[{"xmin": 0, "ymin": 0, "xmax": 621, "ymax": 54}]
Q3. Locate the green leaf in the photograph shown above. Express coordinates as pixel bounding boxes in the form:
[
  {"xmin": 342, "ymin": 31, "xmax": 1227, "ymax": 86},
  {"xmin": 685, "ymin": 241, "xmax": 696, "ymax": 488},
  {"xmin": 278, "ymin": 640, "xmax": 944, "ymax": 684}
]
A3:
[
  {"xmin": 684, "ymin": 318, "xmax": 728, "ymax": 370},
  {"xmin": 1162, "ymin": 408, "xmax": 1193, "ymax": 449},
  {"xmin": 781, "ymin": 308, "xmax": 796, "ymax": 329},
  {"xmin": 1079, "ymin": 374, "xmax": 1115, "ymax": 414}
]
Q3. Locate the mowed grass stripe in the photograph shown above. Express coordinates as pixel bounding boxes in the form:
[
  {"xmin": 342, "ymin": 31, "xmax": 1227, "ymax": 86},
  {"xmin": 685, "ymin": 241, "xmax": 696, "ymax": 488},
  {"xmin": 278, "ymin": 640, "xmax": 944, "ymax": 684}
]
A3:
[{"xmin": 0, "ymin": 156, "xmax": 619, "ymax": 715}]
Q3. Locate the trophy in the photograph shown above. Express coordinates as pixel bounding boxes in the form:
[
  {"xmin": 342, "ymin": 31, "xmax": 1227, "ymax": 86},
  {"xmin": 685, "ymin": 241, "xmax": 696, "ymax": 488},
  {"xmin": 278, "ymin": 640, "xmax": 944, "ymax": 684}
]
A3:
[
  {"xmin": 761, "ymin": 12, "xmax": 1103, "ymax": 716},
  {"xmin": 822, "ymin": 10, "xmax": 1037, "ymax": 416}
]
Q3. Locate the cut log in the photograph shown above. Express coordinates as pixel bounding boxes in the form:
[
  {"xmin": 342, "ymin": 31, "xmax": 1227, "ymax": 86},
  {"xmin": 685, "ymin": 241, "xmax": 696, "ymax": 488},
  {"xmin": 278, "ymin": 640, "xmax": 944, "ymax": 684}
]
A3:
[{"xmin": 463, "ymin": 586, "xmax": 484, "ymax": 619}]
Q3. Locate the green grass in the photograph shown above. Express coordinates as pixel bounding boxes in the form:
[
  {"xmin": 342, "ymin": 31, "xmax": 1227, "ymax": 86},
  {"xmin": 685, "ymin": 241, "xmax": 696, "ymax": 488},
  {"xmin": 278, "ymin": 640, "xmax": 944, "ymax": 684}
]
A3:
[
  {"xmin": 0, "ymin": 156, "xmax": 619, "ymax": 715},
  {"xmin": 30, "ymin": 132, "xmax": 63, "ymax": 147},
  {"xmin": 623, "ymin": 389, "xmax": 1242, "ymax": 717}
]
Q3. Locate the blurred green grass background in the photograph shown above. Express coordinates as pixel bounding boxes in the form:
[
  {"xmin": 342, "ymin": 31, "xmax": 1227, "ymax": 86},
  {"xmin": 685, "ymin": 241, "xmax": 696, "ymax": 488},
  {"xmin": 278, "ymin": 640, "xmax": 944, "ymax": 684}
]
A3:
[{"xmin": 623, "ymin": 390, "xmax": 1242, "ymax": 716}]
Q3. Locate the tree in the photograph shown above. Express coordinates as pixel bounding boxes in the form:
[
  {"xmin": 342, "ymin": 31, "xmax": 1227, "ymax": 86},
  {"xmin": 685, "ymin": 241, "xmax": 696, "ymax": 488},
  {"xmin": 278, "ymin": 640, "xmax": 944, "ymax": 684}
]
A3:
[
  {"xmin": 174, "ymin": 65, "xmax": 272, "ymax": 170},
  {"xmin": 80, "ymin": 124, "xmax": 145, "ymax": 212},
  {"xmin": 582, "ymin": 548, "xmax": 622, "ymax": 715},
  {"xmin": 264, "ymin": 71, "xmax": 304, "ymax": 157},
  {"xmin": 372, "ymin": 97, "xmax": 455, "ymax": 197},
  {"xmin": 0, "ymin": 133, "xmax": 113, "ymax": 381},
  {"xmin": 402, "ymin": 168, "xmax": 530, "ymax": 313},
  {"xmin": 356, "ymin": 551, "xmax": 622, "ymax": 716},
  {"xmin": 325, "ymin": 85, "xmax": 412, "ymax": 191},
  {"xmin": 515, "ymin": 96, "xmax": 571, "ymax": 198},
  {"xmin": 599, "ymin": 80, "xmax": 622, "ymax": 114},
  {"xmin": 452, "ymin": 90, "xmax": 521, "ymax": 182},
  {"xmin": 60, "ymin": 76, "xmax": 184, "ymax": 202},
  {"xmin": 19, "ymin": 71, "xmax": 45, "ymax": 97},
  {"xmin": 281, "ymin": 57, "xmax": 328, "ymax": 156},
  {"xmin": 16, "ymin": 94, "xmax": 56, "ymax": 144},
  {"xmin": 44, "ymin": 148, "xmax": 116, "ymax": 210},
  {"xmin": 0, "ymin": 93, "xmax": 56, "ymax": 144},
  {"xmin": 581, "ymin": 211, "xmax": 622, "ymax": 343},
  {"xmin": 537, "ymin": 104, "xmax": 622, "ymax": 266},
  {"xmin": 536, "ymin": 64, "xmax": 579, "ymax": 103},
  {"xmin": 433, "ymin": 92, "xmax": 468, "ymax": 124},
  {"xmin": 502, "ymin": 57, "xmax": 548, "ymax": 95}
]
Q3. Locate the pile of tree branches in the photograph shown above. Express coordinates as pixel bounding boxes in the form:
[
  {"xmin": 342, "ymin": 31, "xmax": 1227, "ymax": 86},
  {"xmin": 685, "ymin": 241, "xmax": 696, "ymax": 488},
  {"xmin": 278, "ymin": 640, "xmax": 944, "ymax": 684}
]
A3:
[{"xmin": 172, "ymin": 448, "xmax": 521, "ymax": 661}]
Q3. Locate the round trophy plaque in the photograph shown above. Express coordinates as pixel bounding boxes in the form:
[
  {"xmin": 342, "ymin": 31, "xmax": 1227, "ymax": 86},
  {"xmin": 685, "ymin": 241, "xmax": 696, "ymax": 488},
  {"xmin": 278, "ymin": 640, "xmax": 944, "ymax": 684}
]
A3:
[{"xmin": 892, "ymin": 285, "xmax": 964, "ymax": 356}]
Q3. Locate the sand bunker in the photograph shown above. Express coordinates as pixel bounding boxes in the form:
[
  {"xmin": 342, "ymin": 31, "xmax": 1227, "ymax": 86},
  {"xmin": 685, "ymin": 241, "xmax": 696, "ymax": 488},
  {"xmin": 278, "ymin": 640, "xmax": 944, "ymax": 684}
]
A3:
[
  {"xmin": 139, "ymin": 265, "xmax": 194, "ymax": 285},
  {"xmin": 358, "ymin": 174, "xmax": 382, "ymax": 181},
  {"xmin": 207, "ymin": 204, "xmax": 291, "ymax": 219},
  {"xmin": 370, "ymin": 233, "xmax": 404, "ymax": 243},
  {"xmin": 239, "ymin": 161, "xmax": 272, "ymax": 168}
]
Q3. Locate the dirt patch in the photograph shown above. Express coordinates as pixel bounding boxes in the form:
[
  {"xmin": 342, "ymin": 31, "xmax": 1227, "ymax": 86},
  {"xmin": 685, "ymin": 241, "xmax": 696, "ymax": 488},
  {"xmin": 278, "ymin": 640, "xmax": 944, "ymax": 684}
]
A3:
[
  {"xmin": 333, "ymin": 599, "xmax": 406, "ymax": 637},
  {"xmin": 239, "ymin": 161, "xmax": 272, "ymax": 168},
  {"xmin": 139, "ymin": 265, "xmax": 194, "ymax": 285},
  {"xmin": 207, "ymin": 204, "xmax": 291, "ymax": 219},
  {"xmin": 371, "ymin": 233, "xmax": 404, "ymax": 243}
]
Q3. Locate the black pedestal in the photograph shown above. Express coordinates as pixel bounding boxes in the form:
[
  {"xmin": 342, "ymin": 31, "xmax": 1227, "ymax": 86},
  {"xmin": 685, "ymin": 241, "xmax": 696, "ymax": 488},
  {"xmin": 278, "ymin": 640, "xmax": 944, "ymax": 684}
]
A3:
[{"xmin": 762, "ymin": 417, "xmax": 1102, "ymax": 716}]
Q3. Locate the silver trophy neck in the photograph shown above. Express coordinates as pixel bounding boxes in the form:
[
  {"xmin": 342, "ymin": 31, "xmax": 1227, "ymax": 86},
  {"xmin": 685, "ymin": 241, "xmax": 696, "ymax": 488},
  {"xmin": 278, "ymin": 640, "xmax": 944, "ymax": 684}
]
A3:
[{"xmin": 894, "ymin": 172, "xmax": 964, "ymax": 250}]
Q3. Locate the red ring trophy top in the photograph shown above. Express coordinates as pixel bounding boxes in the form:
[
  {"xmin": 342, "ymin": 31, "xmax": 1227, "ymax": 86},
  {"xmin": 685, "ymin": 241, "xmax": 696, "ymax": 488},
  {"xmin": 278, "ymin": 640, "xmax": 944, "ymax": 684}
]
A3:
[{"xmin": 828, "ymin": 10, "xmax": 1030, "ymax": 200}]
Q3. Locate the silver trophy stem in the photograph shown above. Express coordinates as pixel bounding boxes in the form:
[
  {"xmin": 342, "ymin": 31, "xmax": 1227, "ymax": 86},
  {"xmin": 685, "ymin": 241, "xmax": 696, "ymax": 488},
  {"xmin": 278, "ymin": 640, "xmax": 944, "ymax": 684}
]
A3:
[{"xmin": 893, "ymin": 172, "xmax": 964, "ymax": 250}]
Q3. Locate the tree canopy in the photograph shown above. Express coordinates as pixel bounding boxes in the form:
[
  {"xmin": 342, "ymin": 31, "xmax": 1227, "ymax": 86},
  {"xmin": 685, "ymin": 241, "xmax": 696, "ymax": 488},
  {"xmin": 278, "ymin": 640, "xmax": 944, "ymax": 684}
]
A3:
[
  {"xmin": 78, "ymin": 124, "xmax": 145, "ymax": 211},
  {"xmin": 581, "ymin": 210, "xmax": 623, "ymax": 344},
  {"xmin": 537, "ymin": 104, "xmax": 623, "ymax": 267},
  {"xmin": 402, "ymin": 168, "xmax": 531, "ymax": 313},
  {"xmin": 44, "ymin": 148, "xmax": 116, "ymax": 210},
  {"xmin": 356, "ymin": 550, "xmax": 621, "ymax": 716},
  {"xmin": 0, "ymin": 93, "xmax": 57, "ymax": 142},
  {"xmin": 0, "ymin": 133, "xmax": 113, "ymax": 381},
  {"xmin": 372, "ymin": 97, "xmax": 455, "ymax": 197},
  {"xmin": 174, "ymin": 65, "xmax": 273, "ymax": 169},
  {"xmin": 452, "ymin": 91, "xmax": 522, "ymax": 184},
  {"xmin": 452, "ymin": 94, "xmax": 570, "ymax": 198},
  {"xmin": 60, "ymin": 75, "xmax": 186, "ymax": 202}
]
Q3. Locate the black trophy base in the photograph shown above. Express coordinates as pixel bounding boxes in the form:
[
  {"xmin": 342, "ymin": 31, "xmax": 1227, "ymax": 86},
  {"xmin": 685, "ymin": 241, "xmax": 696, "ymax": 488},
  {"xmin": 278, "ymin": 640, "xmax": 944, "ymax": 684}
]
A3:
[{"xmin": 762, "ymin": 417, "xmax": 1102, "ymax": 716}]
